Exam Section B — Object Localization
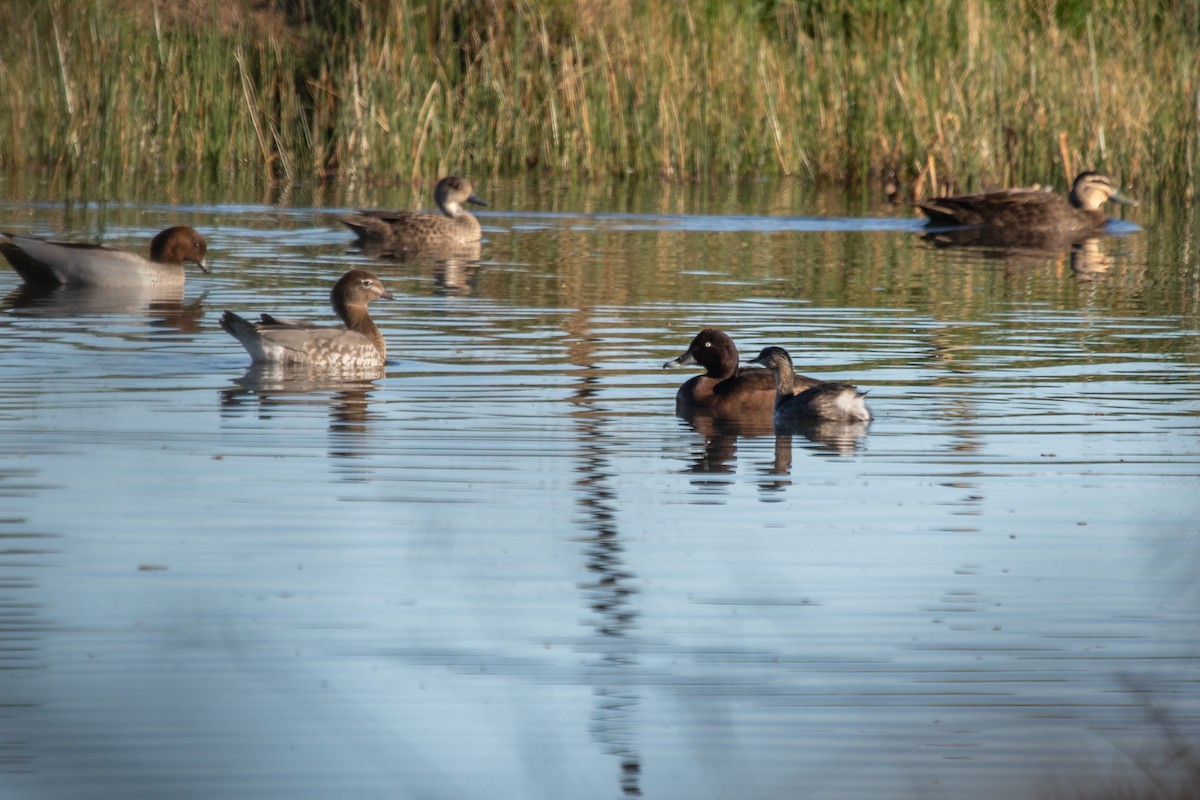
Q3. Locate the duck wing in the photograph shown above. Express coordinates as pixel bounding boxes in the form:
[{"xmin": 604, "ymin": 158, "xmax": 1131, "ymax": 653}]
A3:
[{"xmin": 1, "ymin": 235, "xmax": 153, "ymax": 287}]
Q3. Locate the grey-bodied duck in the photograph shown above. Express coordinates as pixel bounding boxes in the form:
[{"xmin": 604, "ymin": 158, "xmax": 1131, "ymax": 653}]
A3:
[
  {"xmin": 220, "ymin": 269, "xmax": 394, "ymax": 370},
  {"xmin": 334, "ymin": 176, "xmax": 487, "ymax": 250},
  {"xmin": 0, "ymin": 226, "xmax": 209, "ymax": 288},
  {"xmin": 748, "ymin": 346, "xmax": 871, "ymax": 424},
  {"xmin": 916, "ymin": 171, "xmax": 1136, "ymax": 238}
]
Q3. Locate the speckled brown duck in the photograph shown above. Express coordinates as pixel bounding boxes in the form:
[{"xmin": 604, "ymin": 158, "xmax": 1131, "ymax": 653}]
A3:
[
  {"xmin": 0, "ymin": 226, "xmax": 209, "ymax": 288},
  {"xmin": 334, "ymin": 176, "xmax": 487, "ymax": 250},
  {"xmin": 220, "ymin": 269, "xmax": 394, "ymax": 371},
  {"xmin": 916, "ymin": 172, "xmax": 1136, "ymax": 238}
]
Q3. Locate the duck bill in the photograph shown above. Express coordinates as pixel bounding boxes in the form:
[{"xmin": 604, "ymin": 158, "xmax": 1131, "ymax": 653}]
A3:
[
  {"xmin": 663, "ymin": 351, "xmax": 696, "ymax": 369},
  {"xmin": 1110, "ymin": 190, "xmax": 1138, "ymax": 207},
  {"xmin": 467, "ymin": 194, "xmax": 488, "ymax": 207},
  {"xmin": 194, "ymin": 258, "xmax": 211, "ymax": 274}
]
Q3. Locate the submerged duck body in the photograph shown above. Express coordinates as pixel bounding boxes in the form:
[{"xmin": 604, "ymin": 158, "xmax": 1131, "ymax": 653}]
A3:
[
  {"xmin": 0, "ymin": 226, "xmax": 209, "ymax": 288},
  {"xmin": 334, "ymin": 176, "xmax": 487, "ymax": 250},
  {"xmin": 749, "ymin": 346, "xmax": 871, "ymax": 425},
  {"xmin": 664, "ymin": 329, "xmax": 820, "ymax": 417},
  {"xmin": 916, "ymin": 171, "xmax": 1136, "ymax": 238},
  {"xmin": 220, "ymin": 269, "xmax": 394, "ymax": 370}
]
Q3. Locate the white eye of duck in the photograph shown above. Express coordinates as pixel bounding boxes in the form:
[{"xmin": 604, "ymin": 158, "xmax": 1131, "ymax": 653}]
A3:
[{"xmin": 704, "ymin": 341, "xmax": 712, "ymax": 348}]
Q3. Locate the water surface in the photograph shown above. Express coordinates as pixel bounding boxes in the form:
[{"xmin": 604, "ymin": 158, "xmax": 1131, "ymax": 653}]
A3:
[{"xmin": 1, "ymin": 179, "xmax": 1197, "ymax": 799}]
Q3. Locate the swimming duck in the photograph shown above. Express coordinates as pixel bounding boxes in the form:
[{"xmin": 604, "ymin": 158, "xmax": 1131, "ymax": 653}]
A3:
[
  {"xmin": 333, "ymin": 176, "xmax": 487, "ymax": 249},
  {"xmin": 664, "ymin": 329, "xmax": 821, "ymax": 417},
  {"xmin": 748, "ymin": 346, "xmax": 871, "ymax": 424},
  {"xmin": 220, "ymin": 269, "xmax": 394, "ymax": 370},
  {"xmin": 0, "ymin": 226, "xmax": 209, "ymax": 288},
  {"xmin": 916, "ymin": 172, "xmax": 1136, "ymax": 238}
]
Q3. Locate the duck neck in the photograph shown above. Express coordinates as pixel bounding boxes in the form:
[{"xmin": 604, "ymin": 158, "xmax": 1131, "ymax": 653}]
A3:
[
  {"xmin": 772, "ymin": 360, "xmax": 795, "ymax": 398},
  {"xmin": 336, "ymin": 300, "xmax": 385, "ymax": 358},
  {"xmin": 710, "ymin": 356, "xmax": 738, "ymax": 381}
]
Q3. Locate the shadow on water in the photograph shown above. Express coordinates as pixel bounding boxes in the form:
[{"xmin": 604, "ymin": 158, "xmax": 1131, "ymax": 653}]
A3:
[{"xmin": 568, "ymin": 328, "xmax": 644, "ymax": 798}]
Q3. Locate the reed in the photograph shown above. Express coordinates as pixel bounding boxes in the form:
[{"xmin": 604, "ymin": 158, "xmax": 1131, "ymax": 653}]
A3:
[{"xmin": 0, "ymin": 0, "xmax": 1197, "ymax": 199}]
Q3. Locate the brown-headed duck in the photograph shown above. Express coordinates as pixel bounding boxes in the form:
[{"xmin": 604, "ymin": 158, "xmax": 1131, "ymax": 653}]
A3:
[
  {"xmin": 664, "ymin": 329, "xmax": 821, "ymax": 416},
  {"xmin": 749, "ymin": 346, "xmax": 871, "ymax": 424},
  {"xmin": 916, "ymin": 171, "xmax": 1136, "ymax": 238},
  {"xmin": 333, "ymin": 176, "xmax": 487, "ymax": 249},
  {"xmin": 220, "ymin": 269, "xmax": 394, "ymax": 371},
  {"xmin": 0, "ymin": 226, "xmax": 208, "ymax": 288}
]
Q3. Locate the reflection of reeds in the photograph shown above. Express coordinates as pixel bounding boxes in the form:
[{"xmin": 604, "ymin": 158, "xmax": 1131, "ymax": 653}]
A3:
[
  {"xmin": 1, "ymin": 1, "xmax": 1197, "ymax": 197},
  {"xmin": 1040, "ymin": 681, "xmax": 1200, "ymax": 800}
]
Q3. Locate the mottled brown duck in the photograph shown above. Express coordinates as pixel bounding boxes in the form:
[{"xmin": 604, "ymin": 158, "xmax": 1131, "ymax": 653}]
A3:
[
  {"xmin": 334, "ymin": 176, "xmax": 487, "ymax": 250},
  {"xmin": 220, "ymin": 269, "xmax": 394, "ymax": 371}
]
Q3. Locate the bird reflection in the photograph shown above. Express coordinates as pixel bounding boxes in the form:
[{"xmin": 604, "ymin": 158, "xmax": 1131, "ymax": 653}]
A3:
[
  {"xmin": 353, "ymin": 240, "xmax": 483, "ymax": 296},
  {"xmin": 677, "ymin": 408, "xmax": 869, "ymax": 495},
  {"xmin": 570, "ymin": 364, "xmax": 644, "ymax": 797},
  {"xmin": 218, "ymin": 364, "xmax": 383, "ymax": 460},
  {"xmin": 920, "ymin": 226, "xmax": 1123, "ymax": 282},
  {"xmin": 3, "ymin": 283, "xmax": 208, "ymax": 332},
  {"xmin": 1070, "ymin": 238, "xmax": 1114, "ymax": 280}
]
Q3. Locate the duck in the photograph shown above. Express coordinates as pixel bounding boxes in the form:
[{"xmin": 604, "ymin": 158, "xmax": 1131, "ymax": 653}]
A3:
[
  {"xmin": 748, "ymin": 346, "xmax": 871, "ymax": 424},
  {"xmin": 0, "ymin": 226, "xmax": 209, "ymax": 288},
  {"xmin": 664, "ymin": 329, "xmax": 821, "ymax": 417},
  {"xmin": 333, "ymin": 176, "xmax": 487, "ymax": 249},
  {"xmin": 220, "ymin": 269, "xmax": 394, "ymax": 370},
  {"xmin": 915, "ymin": 171, "xmax": 1136, "ymax": 238}
]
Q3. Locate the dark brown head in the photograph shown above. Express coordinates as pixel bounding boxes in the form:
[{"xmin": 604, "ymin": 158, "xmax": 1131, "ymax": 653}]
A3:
[
  {"xmin": 663, "ymin": 329, "xmax": 740, "ymax": 379},
  {"xmin": 150, "ymin": 226, "xmax": 209, "ymax": 271}
]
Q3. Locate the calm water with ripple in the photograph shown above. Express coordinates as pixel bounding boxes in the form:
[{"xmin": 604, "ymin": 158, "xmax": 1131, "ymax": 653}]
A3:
[{"xmin": 1, "ymin": 178, "xmax": 1197, "ymax": 799}]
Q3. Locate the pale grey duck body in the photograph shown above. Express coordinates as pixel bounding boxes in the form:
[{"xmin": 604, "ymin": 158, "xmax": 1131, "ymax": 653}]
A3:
[
  {"xmin": 0, "ymin": 226, "xmax": 209, "ymax": 288},
  {"xmin": 334, "ymin": 176, "xmax": 486, "ymax": 249},
  {"xmin": 220, "ymin": 269, "xmax": 394, "ymax": 370},
  {"xmin": 749, "ymin": 346, "xmax": 871, "ymax": 424},
  {"xmin": 916, "ymin": 172, "xmax": 1136, "ymax": 238}
]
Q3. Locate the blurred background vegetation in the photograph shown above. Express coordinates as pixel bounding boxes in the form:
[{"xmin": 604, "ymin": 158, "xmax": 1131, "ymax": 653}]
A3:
[{"xmin": 0, "ymin": 0, "xmax": 1197, "ymax": 200}]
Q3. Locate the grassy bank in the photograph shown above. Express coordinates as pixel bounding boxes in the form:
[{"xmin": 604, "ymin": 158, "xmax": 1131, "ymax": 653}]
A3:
[{"xmin": 1, "ymin": 0, "xmax": 1198, "ymax": 200}]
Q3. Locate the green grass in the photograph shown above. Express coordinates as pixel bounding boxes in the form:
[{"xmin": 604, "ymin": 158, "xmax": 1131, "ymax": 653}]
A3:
[{"xmin": 1, "ymin": 0, "xmax": 1197, "ymax": 199}]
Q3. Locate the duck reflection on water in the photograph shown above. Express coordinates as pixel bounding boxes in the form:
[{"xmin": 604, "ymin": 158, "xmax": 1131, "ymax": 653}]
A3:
[
  {"xmin": 2, "ymin": 282, "xmax": 209, "ymax": 332},
  {"xmin": 219, "ymin": 364, "xmax": 384, "ymax": 459}
]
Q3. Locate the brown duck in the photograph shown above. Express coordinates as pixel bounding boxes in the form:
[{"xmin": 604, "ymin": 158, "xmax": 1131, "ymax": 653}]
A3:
[
  {"xmin": 333, "ymin": 176, "xmax": 487, "ymax": 250},
  {"xmin": 916, "ymin": 172, "xmax": 1136, "ymax": 238},
  {"xmin": 220, "ymin": 269, "xmax": 394, "ymax": 371}
]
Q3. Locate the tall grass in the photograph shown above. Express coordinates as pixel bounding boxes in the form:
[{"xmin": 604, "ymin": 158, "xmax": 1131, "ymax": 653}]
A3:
[{"xmin": 1, "ymin": 0, "xmax": 1197, "ymax": 199}]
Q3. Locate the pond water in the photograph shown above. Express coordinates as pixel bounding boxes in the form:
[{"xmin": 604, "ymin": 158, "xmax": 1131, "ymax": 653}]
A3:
[{"xmin": 0, "ymin": 177, "xmax": 1197, "ymax": 799}]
